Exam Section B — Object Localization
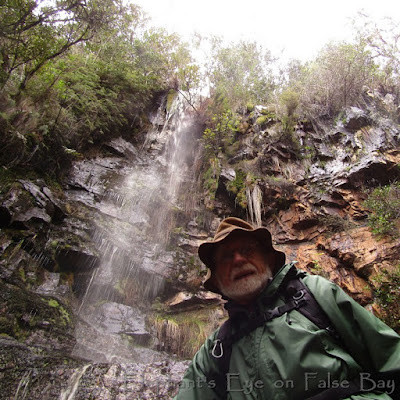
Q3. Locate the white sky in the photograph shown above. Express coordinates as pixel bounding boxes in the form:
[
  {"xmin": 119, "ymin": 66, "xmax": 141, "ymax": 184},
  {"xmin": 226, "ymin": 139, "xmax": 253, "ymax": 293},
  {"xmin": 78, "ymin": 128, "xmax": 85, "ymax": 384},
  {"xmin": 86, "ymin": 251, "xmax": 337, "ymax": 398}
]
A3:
[{"xmin": 132, "ymin": 0, "xmax": 400, "ymax": 62}]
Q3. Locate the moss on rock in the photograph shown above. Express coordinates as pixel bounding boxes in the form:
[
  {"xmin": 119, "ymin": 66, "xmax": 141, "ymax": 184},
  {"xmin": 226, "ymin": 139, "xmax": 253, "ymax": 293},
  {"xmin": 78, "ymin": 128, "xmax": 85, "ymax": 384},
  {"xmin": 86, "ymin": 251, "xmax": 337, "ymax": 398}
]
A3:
[{"xmin": 0, "ymin": 280, "xmax": 75, "ymax": 351}]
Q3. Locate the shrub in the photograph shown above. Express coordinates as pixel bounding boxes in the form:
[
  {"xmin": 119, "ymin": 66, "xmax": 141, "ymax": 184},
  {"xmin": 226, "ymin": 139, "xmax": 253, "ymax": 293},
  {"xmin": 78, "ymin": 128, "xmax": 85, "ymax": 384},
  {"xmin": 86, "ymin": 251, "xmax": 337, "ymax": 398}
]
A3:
[
  {"xmin": 201, "ymin": 110, "xmax": 240, "ymax": 158},
  {"xmin": 299, "ymin": 41, "xmax": 377, "ymax": 118},
  {"xmin": 371, "ymin": 265, "xmax": 400, "ymax": 333},
  {"xmin": 226, "ymin": 169, "xmax": 247, "ymax": 208},
  {"xmin": 364, "ymin": 183, "xmax": 400, "ymax": 236}
]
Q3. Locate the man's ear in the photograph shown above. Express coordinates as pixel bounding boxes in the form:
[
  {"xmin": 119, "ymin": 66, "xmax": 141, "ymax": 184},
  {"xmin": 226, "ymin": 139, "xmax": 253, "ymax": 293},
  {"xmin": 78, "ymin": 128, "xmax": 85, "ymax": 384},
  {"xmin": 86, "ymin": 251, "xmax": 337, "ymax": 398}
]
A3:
[
  {"xmin": 208, "ymin": 270, "xmax": 221, "ymax": 291},
  {"xmin": 265, "ymin": 251, "xmax": 277, "ymax": 272},
  {"xmin": 209, "ymin": 273, "xmax": 220, "ymax": 288}
]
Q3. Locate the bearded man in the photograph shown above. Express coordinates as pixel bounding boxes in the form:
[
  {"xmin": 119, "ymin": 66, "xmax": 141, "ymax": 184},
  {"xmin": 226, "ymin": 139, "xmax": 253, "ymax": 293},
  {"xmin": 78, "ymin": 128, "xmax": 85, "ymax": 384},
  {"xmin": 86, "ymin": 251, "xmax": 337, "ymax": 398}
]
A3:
[{"xmin": 174, "ymin": 217, "xmax": 400, "ymax": 400}]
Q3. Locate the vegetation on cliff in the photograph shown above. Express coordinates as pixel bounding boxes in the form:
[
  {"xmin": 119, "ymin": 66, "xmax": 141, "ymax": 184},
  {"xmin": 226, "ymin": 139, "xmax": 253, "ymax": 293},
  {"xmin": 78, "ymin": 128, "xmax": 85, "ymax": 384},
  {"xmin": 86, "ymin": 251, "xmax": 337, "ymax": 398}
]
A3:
[
  {"xmin": 1, "ymin": 1, "xmax": 399, "ymax": 182},
  {"xmin": 0, "ymin": 0, "xmax": 196, "ymax": 178}
]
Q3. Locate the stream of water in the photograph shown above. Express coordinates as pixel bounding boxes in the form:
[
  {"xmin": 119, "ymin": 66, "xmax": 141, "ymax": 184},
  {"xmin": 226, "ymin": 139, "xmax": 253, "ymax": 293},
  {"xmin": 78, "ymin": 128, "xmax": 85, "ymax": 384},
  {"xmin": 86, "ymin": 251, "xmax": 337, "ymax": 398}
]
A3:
[{"xmin": 69, "ymin": 93, "xmax": 202, "ymax": 363}]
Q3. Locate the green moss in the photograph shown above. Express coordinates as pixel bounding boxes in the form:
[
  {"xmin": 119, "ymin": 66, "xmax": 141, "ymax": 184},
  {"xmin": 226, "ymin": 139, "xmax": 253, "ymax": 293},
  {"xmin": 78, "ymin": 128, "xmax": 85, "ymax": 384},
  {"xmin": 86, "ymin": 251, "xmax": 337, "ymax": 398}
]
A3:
[
  {"xmin": 311, "ymin": 261, "xmax": 329, "ymax": 279},
  {"xmin": 226, "ymin": 169, "xmax": 245, "ymax": 194},
  {"xmin": 44, "ymin": 298, "xmax": 71, "ymax": 326},
  {"xmin": 18, "ymin": 267, "xmax": 26, "ymax": 282},
  {"xmin": 47, "ymin": 299, "xmax": 59, "ymax": 307},
  {"xmin": 246, "ymin": 103, "xmax": 254, "ymax": 113},
  {"xmin": 113, "ymin": 279, "xmax": 127, "ymax": 297},
  {"xmin": 57, "ymin": 306, "xmax": 71, "ymax": 326},
  {"xmin": 166, "ymin": 90, "xmax": 178, "ymax": 112},
  {"xmin": 225, "ymin": 141, "xmax": 241, "ymax": 158},
  {"xmin": 256, "ymin": 115, "xmax": 270, "ymax": 126}
]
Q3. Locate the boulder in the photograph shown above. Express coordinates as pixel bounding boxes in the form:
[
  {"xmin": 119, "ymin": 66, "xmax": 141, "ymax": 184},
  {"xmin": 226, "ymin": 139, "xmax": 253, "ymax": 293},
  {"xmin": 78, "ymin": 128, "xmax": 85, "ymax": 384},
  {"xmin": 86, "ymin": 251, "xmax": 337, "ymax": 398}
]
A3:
[{"xmin": 166, "ymin": 291, "xmax": 222, "ymax": 311}]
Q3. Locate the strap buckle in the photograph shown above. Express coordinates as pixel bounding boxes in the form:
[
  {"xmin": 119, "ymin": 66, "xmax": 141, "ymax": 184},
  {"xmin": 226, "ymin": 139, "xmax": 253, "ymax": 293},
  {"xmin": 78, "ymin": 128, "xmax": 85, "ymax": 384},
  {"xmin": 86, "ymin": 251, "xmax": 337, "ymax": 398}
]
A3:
[
  {"xmin": 211, "ymin": 339, "xmax": 224, "ymax": 358},
  {"xmin": 263, "ymin": 307, "xmax": 281, "ymax": 321},
  {"xmin": 293, "ymin": 290, "xmax": 306, "ymax": 308}
]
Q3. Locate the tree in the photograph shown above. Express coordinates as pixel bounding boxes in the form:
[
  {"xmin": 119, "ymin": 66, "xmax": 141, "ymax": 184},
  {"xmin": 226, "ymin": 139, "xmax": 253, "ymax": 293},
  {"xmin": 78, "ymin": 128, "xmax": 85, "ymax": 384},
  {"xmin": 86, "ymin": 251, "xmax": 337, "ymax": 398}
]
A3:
[
  {"xmin": 299, "ymin": 41, "xmax": 377, "ymax": 118},
  {"xmin": 0, "ymin": 0, "xmax": 199, "ymax": 176},
  {"xmin": 0, "ymin": 0, "xmax": 117, "ymax": 94},
  {"xmin": 205, "ymin": 37, "xmax": 276, "ymax": 111},
  {"xmin": 353, "ymin": 14, "xmax": 400, "ymax": 99}
]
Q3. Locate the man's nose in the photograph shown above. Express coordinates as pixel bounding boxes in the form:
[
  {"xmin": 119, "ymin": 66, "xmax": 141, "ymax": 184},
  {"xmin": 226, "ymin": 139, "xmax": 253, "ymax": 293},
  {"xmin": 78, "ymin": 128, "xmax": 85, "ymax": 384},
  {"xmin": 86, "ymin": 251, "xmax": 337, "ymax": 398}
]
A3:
[{"xmin": 231, "ymin": 250, "xmax": 247, "ymax": 264}]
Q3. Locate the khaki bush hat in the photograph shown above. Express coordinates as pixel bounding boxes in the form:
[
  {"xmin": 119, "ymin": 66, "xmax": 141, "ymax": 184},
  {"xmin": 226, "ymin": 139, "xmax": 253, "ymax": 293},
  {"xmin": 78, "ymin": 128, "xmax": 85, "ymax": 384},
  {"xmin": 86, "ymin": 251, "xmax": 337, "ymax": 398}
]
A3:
[{"xmin": 198, "ymin": 217, "xmax": 286, "ymax": 293}]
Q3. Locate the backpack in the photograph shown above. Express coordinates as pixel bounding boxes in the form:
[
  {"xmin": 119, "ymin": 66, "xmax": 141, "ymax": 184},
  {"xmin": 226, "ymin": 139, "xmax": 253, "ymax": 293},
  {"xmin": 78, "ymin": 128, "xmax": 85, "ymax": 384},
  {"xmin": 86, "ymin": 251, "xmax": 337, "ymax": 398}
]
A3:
[{"xmin": 207, "ymin": 266, "xmax": 400, "ymax": 399}]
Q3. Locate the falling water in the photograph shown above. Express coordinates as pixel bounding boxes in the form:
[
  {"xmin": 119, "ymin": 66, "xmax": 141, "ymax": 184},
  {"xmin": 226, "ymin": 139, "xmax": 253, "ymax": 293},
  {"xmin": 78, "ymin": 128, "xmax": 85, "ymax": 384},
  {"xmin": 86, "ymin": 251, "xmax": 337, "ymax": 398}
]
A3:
[
  {"xmin": 58, "ymin": 365, "xmax": 90, "ymax": 400},
  {"xmin": 71, "ymin": 92, "xmax": 202, "ymax": 363}
]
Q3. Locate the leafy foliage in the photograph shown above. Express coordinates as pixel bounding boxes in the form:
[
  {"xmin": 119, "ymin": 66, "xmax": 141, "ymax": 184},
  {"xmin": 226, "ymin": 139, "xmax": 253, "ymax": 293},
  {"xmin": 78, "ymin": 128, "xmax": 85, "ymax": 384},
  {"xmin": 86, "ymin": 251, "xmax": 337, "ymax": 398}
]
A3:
[
  {"xmin": 364, "ymin": 183, "xmax": 400, "ymax": 236},
  {"xmin": 0, "ymin": 0, "xmax": 117, "ymax": 92},
  {"xmin": 353, "ymin": 14, "xmax": 400, "ymax": 100},
  {"xmin": 0, "ymin": 0, "xmax": 196, "ymax": 177},
  {"xmin": 1, "ymin": 3, "xmax": 400, "ymax": 181},
  {"xmin": 201, "ymin": 110, "xmax": 240, "ymax": 158},
  {"xmin": 371, "ymin": 265, "xmax": 400, "ymax": 333},
  {"xmin": 298, "ymin": 41, "xmax": 377, "ymax": 117},
  {"xmin": 202, "ymin": 157, "xmax": 220, "ymax": 209},
  {"xmin": 205, "ymin": 38, "xmax": 276, "ymax": 111}
]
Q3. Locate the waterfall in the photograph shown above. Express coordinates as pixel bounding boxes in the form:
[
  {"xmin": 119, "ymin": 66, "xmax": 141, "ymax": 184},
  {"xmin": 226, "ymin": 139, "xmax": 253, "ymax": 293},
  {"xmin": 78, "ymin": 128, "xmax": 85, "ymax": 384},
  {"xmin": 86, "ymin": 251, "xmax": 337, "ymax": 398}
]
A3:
[
  {"xmin": 58, "ymin": 365, "xmax": 90, "ymax": 400},
  {"xmin": 71, "ymin": 92, "xmax": 202, "ymax": 363}
]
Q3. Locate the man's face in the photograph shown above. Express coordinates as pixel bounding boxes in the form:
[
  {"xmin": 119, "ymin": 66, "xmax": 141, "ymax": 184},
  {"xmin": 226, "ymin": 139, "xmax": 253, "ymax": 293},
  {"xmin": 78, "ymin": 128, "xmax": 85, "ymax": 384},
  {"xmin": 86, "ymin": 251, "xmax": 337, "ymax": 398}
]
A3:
[{"xmin": 212, "ymin": 233, "xmax": 276, "ymax": 304}]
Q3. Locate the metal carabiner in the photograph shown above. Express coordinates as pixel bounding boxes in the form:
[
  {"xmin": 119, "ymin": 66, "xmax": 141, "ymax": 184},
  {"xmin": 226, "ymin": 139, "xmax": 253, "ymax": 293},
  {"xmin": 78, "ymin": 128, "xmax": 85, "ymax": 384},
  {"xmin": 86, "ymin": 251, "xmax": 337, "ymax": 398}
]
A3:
[
  {"xmin": 211, "ymin": 339, "xmax": 224, "ymax": 358},
  {"xmin": 293, "ymin": 290, "xmax": 306, "ymax": 307},
  {"xmin": 292, "ymin": 290, "xmax": 305, "ymax": 301}
]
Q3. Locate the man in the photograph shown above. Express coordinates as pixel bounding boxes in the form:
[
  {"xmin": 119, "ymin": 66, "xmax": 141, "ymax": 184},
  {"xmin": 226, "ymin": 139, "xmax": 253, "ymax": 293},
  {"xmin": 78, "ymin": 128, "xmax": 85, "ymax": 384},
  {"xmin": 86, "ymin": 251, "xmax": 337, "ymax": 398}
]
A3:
[{"xmin": 175, "ymin": 217, "xmax": 400, "ymax": 399}]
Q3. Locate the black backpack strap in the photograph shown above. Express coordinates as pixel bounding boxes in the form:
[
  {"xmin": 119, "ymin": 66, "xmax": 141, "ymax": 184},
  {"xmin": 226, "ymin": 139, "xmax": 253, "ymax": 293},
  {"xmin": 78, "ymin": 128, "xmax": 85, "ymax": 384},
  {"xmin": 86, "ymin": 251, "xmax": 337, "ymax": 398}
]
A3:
[
  {"xmin": 209, "ymin": 319, "xmax": 232, "ymax": 394},
  {"xmin": 284, "ymin": 275, "xmax": 339, "ymax": 339}
]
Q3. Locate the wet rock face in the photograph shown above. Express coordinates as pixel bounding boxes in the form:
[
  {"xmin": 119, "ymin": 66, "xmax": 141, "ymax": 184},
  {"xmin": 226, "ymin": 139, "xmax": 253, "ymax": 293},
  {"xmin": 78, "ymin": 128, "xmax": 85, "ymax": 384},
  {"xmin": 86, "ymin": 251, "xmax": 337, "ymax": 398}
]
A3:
[
  {"xmin": 0, "ymin": 335, "xmax": 189, "ymax": 400},
  {"xmin": 208, "ymin": 94, "xmax": 400, "ymax": 315},
  {"xmin": 69, "ymin": 361, "xmax": 189, "ymax": 400},
  {"xmin": 0, "ymin": 180, "xmax": 65, "ymax": 229},
  {"xmin": 319, "ymin": 227, "xmax": 400, "ymax": 279},
  {"xmin": 343, "ymin": 106, "xmax": 371, "ymax": 131}
]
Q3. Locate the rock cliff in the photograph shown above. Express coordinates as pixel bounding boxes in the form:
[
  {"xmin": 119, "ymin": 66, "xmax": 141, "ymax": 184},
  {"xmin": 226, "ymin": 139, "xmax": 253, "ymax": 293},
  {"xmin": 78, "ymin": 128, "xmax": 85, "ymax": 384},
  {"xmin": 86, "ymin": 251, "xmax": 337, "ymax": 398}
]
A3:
[{"xmin": 0, "ymin": 90, "xmax": 399, "ymax": 399}]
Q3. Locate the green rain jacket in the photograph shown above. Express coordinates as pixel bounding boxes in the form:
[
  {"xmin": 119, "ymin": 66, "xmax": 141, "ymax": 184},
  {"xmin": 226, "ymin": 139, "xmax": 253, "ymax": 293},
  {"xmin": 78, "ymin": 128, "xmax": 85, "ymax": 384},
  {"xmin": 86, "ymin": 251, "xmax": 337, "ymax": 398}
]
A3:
[{"xmin": 175, "ymin": 263, "xmax": 400, "ymax": 400}]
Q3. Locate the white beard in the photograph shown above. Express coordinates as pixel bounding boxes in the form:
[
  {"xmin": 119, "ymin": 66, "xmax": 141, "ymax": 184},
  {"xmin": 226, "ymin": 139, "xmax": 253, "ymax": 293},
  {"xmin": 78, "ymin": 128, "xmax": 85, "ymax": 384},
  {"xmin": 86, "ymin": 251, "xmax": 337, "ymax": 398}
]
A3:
[{"xmin": 217, "ymin": 263, "xmax": 273, "ymax": 303}]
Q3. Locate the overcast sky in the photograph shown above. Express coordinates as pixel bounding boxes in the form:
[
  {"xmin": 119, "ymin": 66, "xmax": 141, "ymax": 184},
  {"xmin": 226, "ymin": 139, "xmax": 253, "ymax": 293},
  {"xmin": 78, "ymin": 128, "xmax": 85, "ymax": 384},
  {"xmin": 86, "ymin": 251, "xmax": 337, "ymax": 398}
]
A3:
[{"xmin": 132, "ymin": 0, "xmax": 400, "ymax": 62}]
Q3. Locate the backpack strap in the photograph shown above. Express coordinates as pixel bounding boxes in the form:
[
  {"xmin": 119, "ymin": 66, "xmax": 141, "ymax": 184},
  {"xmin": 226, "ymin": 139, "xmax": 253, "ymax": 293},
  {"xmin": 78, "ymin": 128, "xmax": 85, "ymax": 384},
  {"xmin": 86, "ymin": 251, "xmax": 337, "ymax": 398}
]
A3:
[
  {"xmin": 284, "ymin": 274, "xmax": 339, "ymax": 339},
  {"xmin": 209, "ymin": 318, "xmax": 232, "ymax": 395}
]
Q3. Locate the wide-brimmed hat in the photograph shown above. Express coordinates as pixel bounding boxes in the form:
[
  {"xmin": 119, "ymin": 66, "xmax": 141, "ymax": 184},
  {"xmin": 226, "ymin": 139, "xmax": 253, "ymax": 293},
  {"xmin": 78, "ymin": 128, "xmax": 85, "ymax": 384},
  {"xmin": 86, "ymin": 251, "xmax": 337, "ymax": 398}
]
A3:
[{"xmin": 199, "ymin": 217, "xmax": 285, "ymax": 293}]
